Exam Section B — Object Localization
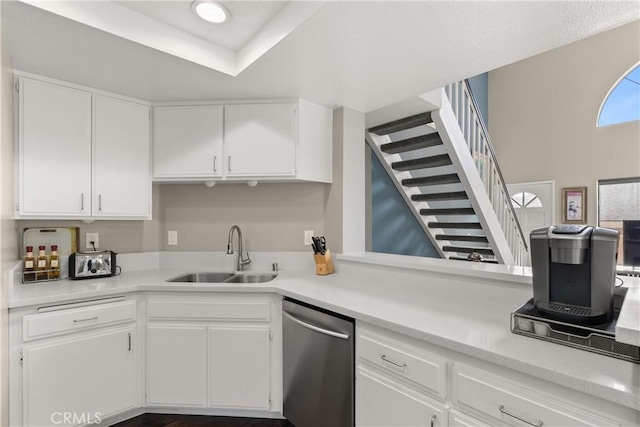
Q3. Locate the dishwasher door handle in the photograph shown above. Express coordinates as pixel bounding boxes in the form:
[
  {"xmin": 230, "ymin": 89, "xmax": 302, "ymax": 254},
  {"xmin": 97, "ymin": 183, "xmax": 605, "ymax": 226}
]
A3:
[{"xmin": 283, "ymin": 311, "xmax": 350, "ymax": 340}]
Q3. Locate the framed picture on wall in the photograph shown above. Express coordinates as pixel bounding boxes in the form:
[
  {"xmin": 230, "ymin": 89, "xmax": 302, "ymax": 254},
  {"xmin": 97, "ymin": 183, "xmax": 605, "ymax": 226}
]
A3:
[{"xmin": 562, "ymin": 187, "xmax": 587, "ymax": 223}]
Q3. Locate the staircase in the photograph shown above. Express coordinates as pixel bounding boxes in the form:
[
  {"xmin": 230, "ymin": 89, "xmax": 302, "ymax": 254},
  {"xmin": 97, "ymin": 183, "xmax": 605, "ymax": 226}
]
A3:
[{"xmin": 366, "ymin": 80, "xmax": 528, "ymax": 265}]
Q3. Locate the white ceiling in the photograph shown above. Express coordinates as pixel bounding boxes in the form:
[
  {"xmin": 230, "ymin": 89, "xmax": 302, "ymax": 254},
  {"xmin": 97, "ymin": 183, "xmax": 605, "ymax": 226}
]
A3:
[
  {"xmin": 2, "ymin": 1, "xmax": 639, "ymax": 113},
  {"xmin": 114, "ymin": 1, "xmax": 289, "ymax": 51}
]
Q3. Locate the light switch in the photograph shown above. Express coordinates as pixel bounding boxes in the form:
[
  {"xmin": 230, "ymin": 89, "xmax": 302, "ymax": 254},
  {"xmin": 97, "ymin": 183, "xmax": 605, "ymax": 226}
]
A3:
[{"xmin": 168, "ymin": 230, "xmax": 178, "ymax": 246}]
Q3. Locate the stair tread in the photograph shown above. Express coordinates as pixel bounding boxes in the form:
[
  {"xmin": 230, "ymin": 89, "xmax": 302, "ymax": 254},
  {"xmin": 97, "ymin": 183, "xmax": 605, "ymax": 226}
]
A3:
[
  {"xmin": 420, "ymin": 207, "xmax": 475, "ymax": 215},
  {"xmin": 369, "ymin": 112, "xmax": 433, "ymax": 135},
  {"xmin": 412, "ymin": 191, "xmax": 468, "ymax": 201},
  {"xmin": 435, "ymin": 235, "xmax": 489, "ymax": 242},
  {"xmin": 428, "ymin": 222, "xmax": 482, "ymax": 229},
  {"xmin": 381, "ymin": 133, "xmax": 442, "ymax": 154},
  {"xmin": 392, "ymin": 154, "xmax": 452, "ymax": 171},
  {"xmin": 402, "ymin": 173, "xmax": 460, "ymax": 187},
  {"xmin": 443, "ymin": 246, "xmax": 494, "ymax": 255}
]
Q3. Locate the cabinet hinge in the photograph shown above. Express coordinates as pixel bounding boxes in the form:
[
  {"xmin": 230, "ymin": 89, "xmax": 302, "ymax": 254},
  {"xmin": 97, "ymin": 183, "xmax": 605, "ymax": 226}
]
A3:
[{"xmin": 19, "ymin": 351, "xmax": 23, "ymax": 366}]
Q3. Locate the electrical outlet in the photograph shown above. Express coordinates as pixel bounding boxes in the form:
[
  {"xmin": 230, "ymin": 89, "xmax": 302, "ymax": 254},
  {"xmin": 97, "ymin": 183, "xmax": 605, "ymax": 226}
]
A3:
[
  {"xmin": 168, "ymin": 230, "xmax": 178, "ymax": 246},
  {"xmin": 304, "ymin": 230, "xmax": 314, "ymax": 246},
  {"xmin": 86, "ymin": 233, "xmax": 99, "ymax": 250}
]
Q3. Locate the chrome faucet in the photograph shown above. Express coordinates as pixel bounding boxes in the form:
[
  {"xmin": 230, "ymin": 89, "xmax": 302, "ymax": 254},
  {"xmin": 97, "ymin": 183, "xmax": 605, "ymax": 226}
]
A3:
[{"xmin": 227, "ymin": 225, "xmax": 251, "ymax": 271}]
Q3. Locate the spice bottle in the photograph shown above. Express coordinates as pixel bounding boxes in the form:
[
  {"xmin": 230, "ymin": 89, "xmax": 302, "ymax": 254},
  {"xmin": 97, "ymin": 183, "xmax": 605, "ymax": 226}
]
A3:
[
  {"xmin": 23, "ymin": 246, "xmax": 36, "ymax": 282},
  {"xmin": 49, "ymin": 245, "xmax": 60, "ymax": 279},
  {"xmin": 36, "ymin": 246, "xmax": 48, "ymax": 280}
]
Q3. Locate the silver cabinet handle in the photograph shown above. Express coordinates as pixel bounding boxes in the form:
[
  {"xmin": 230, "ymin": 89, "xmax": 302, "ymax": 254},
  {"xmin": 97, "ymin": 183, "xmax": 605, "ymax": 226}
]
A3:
[
  {"xmin": 80, "ymin": 193, "xmax": 84, "ymax": 211},
  {"xmin": 381, "ymin": 354, "xmax": 406, "ymax": 368},
  {"xmin": 213, "ymin": 156, "xmax": 217, "ymax": 173},
  {"xmin": 128, "ymin": 332, "xmax": 132, "ymax": 351},
  {"xmin": 499, "ymin": 405, "xmax": 543, "ymax": 427},
  {"xmin": 73, "ymin": 316, "xmax": 98, "ymax": 323},
  {"xmin": 283, "ymin": 311, "xmax": 349, "ymax": 340},
  {"xmin": 430, "ymin": 415, "xmax": 437, "ymax": 427},
  {"xmin": 98, "ymin": 194, "xmax": 102, "ymax": 211},
  {"xmin": 228, "ymin": 155, "xmax": 231, "ymax": 172}
]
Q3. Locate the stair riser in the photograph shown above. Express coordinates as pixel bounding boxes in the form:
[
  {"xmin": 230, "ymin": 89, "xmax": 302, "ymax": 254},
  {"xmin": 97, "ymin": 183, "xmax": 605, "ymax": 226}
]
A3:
[
  {"xmin": 369, "ymin": 112, "xmax": 433, "ymax": 135},
  {"xmin": 392, "ymin": 155, "xmax": 452, "ymax": 172},
  {"xmin": 381, "ymin": 134, "xmax": 443, "ymax": 154}
]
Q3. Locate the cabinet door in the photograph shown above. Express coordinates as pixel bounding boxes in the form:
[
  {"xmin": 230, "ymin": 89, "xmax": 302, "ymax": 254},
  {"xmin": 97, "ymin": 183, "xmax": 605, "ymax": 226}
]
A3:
[
  {"xmin": 93, "ymin": 95, "xmax": 150, "ymax": 218},
  {"xmin": 357, "ymin": 366, "xmax": 446, "ymax": 427},
  {"xmin": 23, "ymin": 327, "xmax": 136, "ymax": 427},
  {"xmin": 147, "ymin": 324, "xmax": 207, "ymax": 407},
  {"xmin": 208, "ymin": 325, "xmax": 271, "ymax": 409},
  {"xmin": 19, "ymin": 78, "xmax": 92, "ymax": 217},
  {"xmin": 153, "ymin": 106, "xmax": 223, "ymax": 178},
  {"xmin": 224, "ymin": 103, "xmax": 296, "ymax": 176}
]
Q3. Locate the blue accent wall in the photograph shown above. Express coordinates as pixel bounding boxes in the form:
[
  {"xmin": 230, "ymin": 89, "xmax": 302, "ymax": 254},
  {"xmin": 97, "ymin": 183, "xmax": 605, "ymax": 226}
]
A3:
[
  {"xmin": 370, "ymin": 151, "xmax": 440, "ymax": 258},
  {"xmin": 468, "ymin": 73, "xmax": 489, "ymax": 126}
]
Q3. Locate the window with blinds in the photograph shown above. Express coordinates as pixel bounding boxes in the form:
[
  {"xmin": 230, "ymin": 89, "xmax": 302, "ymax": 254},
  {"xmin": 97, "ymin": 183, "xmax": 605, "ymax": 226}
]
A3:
[{"xmin": 598, "ymin": 177, "xmax": 640, "ymax": 267}]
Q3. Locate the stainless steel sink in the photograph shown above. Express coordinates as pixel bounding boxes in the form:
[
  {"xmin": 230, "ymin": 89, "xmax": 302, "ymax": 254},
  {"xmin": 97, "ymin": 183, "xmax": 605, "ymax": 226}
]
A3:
[
  {"xmin": 166, "ymin": 272, "xmax": 236, "ymax": 283},
  {"xmin": 166, "ymin": 272, "xmax": 277, "ymax": 283},
  {"xmin": 224, "ymin": 274, "xmax": 278, "ymax": 283}
]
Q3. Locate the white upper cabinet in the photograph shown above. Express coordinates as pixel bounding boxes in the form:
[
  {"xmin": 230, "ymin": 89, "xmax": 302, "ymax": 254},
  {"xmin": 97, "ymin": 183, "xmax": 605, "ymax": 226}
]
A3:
[
  {"xmin": 153, "ymin": 105, "xmax": 223, "ymax": 179},
  {"xmin": 16, "ymin": 76, "xmax": 152, "ymax": 220},
  {"xmin": 152, "ymin": 100, "xmax": 332, "ymax": 183},
  {"xmin": 93, "ymin": 95, "xmax": 150, "ymax": 218},
  {"xmin": 224, "ymin": 103, "xmax": 296, "ymax": 177},
  {"xmin": 18, "ymin": 78, "xmax": 92, "ymax": 217}
]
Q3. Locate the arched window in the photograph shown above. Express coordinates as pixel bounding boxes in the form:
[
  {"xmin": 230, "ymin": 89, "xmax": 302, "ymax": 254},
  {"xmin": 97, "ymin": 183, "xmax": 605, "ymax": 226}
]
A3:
[
  {"xmin": 597, "ymin": 64, "xmax": 640, "ymax": 127},
  {"xmin": 511, "ymin": 192, "xmax": 542, "ymax": 208}
]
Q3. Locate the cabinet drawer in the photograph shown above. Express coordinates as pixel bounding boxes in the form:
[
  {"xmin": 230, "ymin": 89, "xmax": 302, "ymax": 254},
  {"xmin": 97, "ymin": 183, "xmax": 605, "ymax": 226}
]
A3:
[
  {"xmin": 23, "ymin": 300, "xmax": 136, "ymax": 341},
  {"xmin": 452, "ymin": 364, "xmax": 619, "ymax": 427},
  {"xmin": 147, "ymin": 299, "xmax": 270, "ymax": 321},
  {"xmin": 357, "ymin": 326, "xmax": 446, "ymax": 399}
]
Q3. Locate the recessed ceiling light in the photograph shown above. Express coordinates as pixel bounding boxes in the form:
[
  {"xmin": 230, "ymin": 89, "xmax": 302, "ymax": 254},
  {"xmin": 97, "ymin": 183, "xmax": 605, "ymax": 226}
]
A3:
[{"xmin": 192, "ymin": 1, "xmax": 229, "ymax": 24}]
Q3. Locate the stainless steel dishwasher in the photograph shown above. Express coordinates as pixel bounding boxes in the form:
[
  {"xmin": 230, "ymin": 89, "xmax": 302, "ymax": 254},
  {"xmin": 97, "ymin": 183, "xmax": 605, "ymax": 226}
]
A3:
[{"xmin": 283, "ymin": 298, "xmax": 354, "ymax": 427}]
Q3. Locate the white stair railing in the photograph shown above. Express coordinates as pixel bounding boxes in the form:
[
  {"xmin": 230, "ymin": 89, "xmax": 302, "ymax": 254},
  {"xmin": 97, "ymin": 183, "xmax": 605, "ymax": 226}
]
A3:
[{"xmin": 445, "ymin": 80, "xmax": 529, "ymax": 266}]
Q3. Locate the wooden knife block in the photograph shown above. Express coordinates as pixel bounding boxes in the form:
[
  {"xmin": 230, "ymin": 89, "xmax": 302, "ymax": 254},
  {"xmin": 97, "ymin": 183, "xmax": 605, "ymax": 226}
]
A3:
[{"xmin": 313, "ymin": 250, "xmax": 335, "ymax": 275}]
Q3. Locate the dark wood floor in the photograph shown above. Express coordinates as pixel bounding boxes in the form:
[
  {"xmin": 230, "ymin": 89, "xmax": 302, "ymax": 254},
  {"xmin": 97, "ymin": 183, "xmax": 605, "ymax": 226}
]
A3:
[{"xmin": 112, "ymin": 413, "xmax": 295, "ymax": 427}]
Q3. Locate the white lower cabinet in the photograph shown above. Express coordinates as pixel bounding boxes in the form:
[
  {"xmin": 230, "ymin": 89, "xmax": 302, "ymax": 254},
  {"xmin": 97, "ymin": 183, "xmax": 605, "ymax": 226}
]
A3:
[
  {"xmin": 357, "ymin": 366, "xmax": 446, "ymax": 427},
  {"xmin": 146, "ymin": 294, "xmax": 280, "ymax": 413},
  {"xmin": 208, "ymin": 325, "xmax": 271, "ymax": 409},
  {"xmin": 146, "ymin": 324, "xmax": 208, "ymax": 407},
  {"xmin": 356, "ymin": 322, "xmax": 633, "ymax": 427},
  {"xmin": 10, "ymin": 298, "xmax": 139, "ymax": 427}
]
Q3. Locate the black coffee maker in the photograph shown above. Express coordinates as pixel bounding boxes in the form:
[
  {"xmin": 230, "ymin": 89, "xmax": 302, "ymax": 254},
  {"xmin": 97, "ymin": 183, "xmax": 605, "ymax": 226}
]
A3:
[{"xmin": 530, "ymin": 225, "xmax": 619, "ymax": 325}]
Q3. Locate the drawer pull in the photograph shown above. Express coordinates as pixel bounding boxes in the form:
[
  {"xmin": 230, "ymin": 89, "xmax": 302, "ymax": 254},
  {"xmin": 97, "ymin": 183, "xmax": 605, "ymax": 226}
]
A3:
[
  {"xmin": 73, "ymin": 316, "xmax": 98, "ymax": 324},
  {"xmin": 381, "ymin": 354, "xmax": 406, "ymax": 368},
  {"xmin": 430, "ymin": 415, "xmax": 437, "ymax": 427},
  {"xmin": 499, "ymin": 405, "xmax": 543, "ymax": 427}
]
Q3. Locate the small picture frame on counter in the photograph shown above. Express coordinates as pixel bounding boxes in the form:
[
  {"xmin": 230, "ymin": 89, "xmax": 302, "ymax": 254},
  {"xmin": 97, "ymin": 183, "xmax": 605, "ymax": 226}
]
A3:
[{"xmin": 562, "ymin": 187, "xmax": 587, "ymax": 224}]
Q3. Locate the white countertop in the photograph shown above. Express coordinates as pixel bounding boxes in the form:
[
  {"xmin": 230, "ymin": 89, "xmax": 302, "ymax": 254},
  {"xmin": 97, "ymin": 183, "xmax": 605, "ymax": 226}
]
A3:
[{"xmin": 8, "ymin": 251, "xmax": 640, "ymax": 411}]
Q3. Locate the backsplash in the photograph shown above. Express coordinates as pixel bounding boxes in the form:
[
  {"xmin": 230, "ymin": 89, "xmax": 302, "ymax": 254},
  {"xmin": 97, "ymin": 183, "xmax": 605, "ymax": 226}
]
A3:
[{"xmin": 17, "ymin": 182, "xmax": 329, "ymax": 255}]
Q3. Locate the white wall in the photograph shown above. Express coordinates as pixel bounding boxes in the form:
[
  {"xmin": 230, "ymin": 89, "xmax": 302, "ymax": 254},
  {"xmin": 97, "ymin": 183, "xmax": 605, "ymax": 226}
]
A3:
[
  {"xmin": 0, "ymin": 7, "xmax": 18, "ymax": 423},
  {"xmin": 489, "ymin": 21, "xmax": 640, "ymax": 226},
  {"xmin": 325, "ymin": 107, "xmax": 365, "ymax": 254}
]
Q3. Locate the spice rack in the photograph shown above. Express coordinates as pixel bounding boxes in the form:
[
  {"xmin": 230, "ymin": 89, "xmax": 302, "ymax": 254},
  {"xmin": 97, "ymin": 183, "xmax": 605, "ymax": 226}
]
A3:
[{"xmin": 22, "ymin": 269, "xmax": 61, "ymax": 284}]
